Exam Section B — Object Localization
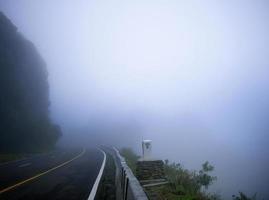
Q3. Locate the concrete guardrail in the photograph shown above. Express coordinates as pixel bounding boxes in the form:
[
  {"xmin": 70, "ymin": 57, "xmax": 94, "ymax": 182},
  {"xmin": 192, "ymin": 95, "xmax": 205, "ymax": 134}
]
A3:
[{"xmin": 105, "ymin": 147, "xmax": 148, "ymax": 200}]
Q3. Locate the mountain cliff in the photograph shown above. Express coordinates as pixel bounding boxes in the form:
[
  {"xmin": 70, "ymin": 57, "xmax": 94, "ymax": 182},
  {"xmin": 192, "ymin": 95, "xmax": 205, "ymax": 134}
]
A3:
[{"xmin": 0, "ymin": 12, "xmax": 61, "ymax": 152}]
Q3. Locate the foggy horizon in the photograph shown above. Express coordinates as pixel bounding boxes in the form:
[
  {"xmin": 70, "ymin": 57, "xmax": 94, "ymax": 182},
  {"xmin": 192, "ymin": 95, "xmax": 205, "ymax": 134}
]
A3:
[{"xmin": 1, "ymin": 0, "xmax": 268, "ymax": 199}]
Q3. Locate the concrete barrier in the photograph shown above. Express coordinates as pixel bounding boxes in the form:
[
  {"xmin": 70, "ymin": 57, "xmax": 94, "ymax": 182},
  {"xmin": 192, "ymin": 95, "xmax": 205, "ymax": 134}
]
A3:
[{"xmin": 105, "ymin": 147, "xmax": 148, "ymax": 200}]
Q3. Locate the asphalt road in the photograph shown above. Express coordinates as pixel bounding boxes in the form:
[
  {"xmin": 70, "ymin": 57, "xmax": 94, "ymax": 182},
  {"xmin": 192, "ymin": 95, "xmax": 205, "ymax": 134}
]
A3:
[{"xmin": 0, "ymin": 148, "xmax": 104, "ymax": 200}]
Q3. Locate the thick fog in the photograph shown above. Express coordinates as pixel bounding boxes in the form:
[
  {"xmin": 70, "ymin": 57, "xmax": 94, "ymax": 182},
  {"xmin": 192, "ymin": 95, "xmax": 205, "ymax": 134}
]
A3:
[{"xmin": 1, "ymin": 0, "xmax": 268, "ymax": 199}]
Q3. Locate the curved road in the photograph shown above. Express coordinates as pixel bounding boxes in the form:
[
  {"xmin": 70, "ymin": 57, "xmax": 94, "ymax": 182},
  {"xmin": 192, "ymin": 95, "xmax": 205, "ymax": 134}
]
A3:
[{"xmin": 0, "ymin": 148, "xmax": 104, "ymax": 200}]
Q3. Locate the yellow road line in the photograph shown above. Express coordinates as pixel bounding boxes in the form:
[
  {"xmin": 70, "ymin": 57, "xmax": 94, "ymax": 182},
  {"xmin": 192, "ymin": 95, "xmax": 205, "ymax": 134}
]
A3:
[{"xmin": 0, "ymin": 149, "xmax": 85, "ymax": 195}]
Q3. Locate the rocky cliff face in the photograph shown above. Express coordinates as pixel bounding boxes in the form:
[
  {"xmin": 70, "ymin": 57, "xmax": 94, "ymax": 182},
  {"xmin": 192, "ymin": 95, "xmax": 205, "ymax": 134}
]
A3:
[{"xmin": 0, "ymin": 12, "xmax": 61, "ymax": 152}]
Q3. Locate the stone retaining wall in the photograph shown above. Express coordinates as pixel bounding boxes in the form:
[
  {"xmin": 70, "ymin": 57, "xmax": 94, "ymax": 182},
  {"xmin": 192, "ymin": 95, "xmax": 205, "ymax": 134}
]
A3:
[{"xmin": 136, "ymin": 160, "xmax": 165, "ymax": 181}]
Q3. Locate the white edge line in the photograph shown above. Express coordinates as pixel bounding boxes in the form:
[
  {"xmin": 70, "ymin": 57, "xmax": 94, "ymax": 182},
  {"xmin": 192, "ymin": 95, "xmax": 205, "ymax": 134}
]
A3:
[
  {"xmin": 0, "ymin": 158, "xmax": 28, "ymax": 166},
  {"xmin": 87, "ymin": 148, "xmax": 107, "ymax": 200},
  {"xmin": 18, "ymin": 162, "xmax": 31, "ymax": 168}
]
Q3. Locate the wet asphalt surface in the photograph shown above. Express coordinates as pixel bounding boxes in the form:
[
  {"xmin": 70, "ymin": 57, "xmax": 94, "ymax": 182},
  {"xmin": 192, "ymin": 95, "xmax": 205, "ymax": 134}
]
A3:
[{"xmin": 0, "ymin": 148, "xmax": 104, "ymax": 200}]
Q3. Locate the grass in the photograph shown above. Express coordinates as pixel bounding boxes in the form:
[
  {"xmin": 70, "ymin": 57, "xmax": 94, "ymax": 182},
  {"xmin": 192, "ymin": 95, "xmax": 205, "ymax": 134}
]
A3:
[
  {"xmin": 120, "ymin": 147, "xmax": 258, "ymax": 200},
  {"xmin": 120, "ymin": 147, "xmax": 219, "ymax": 200},
  {"xmin": 119, "ymin": 147, "xmax": 140, "ymax": 175}
]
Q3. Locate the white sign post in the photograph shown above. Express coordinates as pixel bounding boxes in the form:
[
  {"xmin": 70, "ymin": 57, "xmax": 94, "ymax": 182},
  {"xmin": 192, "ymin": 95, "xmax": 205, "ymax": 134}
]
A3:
[{"xmin": 142, "ymin": 140, "xmax": 152, "ymax": 161}]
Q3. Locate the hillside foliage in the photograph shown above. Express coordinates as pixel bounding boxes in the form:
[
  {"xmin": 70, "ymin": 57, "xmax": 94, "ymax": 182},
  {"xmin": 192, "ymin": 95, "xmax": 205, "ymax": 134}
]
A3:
[
  {"xmin": 0, "ymin": 12, "xmax": 61, "ymax": 152},
  {"xmin": 121, "ymin": 147, "xmax": 257, "ymax": 200}
]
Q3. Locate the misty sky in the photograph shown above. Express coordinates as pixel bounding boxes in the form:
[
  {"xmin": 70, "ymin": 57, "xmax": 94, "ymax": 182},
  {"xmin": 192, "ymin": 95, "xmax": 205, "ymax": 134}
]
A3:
[{"xmin": 1, "ymin": 0, "xmax": 269, "ymax": 199}]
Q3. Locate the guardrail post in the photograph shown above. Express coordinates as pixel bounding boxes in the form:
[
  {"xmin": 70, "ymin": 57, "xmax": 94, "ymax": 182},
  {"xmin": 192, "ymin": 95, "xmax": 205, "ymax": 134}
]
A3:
[{"xmin": 124, "ymin": 178, "xmax": 129, "ymax": 200}]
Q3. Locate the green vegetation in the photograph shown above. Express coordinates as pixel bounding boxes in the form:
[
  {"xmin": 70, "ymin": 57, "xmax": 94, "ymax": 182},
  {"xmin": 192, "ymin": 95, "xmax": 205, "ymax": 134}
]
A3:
[
  {"xmin": 120, "ymin": 147, "xmax": 258, "ymax": 200},
  {"xmin": 120, "ymin": 147, "xmax": 140, "ymax": 175},
  {"xmin": 161, "ymin": 159, "xmax": 218, "ymax": 200},
  {"xmin": 0, "ymin": 12, "xmax": 61, "ymax": 153}
]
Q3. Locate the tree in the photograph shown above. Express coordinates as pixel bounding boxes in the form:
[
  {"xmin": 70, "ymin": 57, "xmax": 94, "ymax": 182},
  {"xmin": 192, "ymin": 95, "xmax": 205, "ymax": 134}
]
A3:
[
  {"xmin": 197, "ymin": 161, "xmax": 217, "ymax": 189},
  {"xmin": 163, "ymin": 160, "xmax": 217, "ymax": 199},
  {"xmin": 0, "ymin": 12, "xmax": 61, "ymax": 152}
]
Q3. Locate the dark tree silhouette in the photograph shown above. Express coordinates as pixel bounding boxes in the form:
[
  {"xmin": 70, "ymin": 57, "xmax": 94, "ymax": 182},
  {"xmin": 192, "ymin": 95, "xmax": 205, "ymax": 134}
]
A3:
[{"xmin": 0, "ymin": 12, "xmax": 61, "ymax": 152}]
